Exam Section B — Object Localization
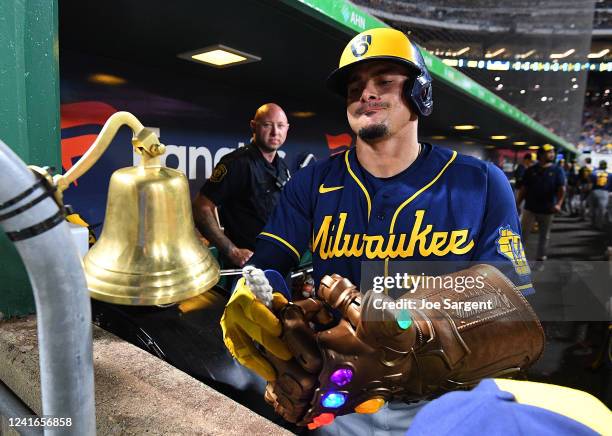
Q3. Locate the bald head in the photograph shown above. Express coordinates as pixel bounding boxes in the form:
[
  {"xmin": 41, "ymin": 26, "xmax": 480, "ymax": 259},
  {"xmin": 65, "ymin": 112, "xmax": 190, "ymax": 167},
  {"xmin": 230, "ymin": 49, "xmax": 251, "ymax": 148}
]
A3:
[{"xmin": 250, "ymin": 103, "xmax": 289, "ymax": 153}]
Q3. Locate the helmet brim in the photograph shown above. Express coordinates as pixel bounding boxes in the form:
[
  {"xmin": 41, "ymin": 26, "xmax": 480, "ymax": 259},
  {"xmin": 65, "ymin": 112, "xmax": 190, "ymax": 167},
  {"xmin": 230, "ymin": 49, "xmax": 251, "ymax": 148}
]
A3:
[{"xmin": 326, "ymin": 56, "xmax": 422, "ymax": 97}]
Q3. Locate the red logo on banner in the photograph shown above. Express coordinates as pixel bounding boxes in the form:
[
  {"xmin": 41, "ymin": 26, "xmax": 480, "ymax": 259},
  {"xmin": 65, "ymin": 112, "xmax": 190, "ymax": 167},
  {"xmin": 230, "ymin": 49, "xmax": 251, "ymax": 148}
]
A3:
[
  {"xmin": 60, "ymin": 101, "xmax": 117, "ymax": 184},
  {"xmin": 325, "ymin": 133, "xmax": 353, "ymax": 155}
]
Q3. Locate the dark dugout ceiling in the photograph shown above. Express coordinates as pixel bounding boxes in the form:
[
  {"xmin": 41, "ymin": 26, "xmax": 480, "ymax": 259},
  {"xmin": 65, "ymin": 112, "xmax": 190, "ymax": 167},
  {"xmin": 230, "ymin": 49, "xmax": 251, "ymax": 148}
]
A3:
[{"xmin": 58, "ymin": 0, "xmax": 576, "ymax": 152}]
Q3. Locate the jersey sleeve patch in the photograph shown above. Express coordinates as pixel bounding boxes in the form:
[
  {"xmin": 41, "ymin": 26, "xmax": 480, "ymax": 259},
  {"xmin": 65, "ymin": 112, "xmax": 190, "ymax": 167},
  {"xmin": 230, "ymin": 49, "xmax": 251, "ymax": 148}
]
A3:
[{"xmin": 496, "ymin": 225, "xmax": 530, "ymax": 276}]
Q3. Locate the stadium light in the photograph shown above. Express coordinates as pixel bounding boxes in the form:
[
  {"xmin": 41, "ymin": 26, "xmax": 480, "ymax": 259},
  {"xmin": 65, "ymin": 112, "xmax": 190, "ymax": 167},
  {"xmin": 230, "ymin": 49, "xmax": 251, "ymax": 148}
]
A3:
[
  {"xmin": 550, "ymin": 49, "xmax": 575, "ymax": 59},
  {"xmin": 588, "ymin": 49, "xmax": 610, "ymax": 59},
  {"xmin": 528, "ymin": 146, "xmax": 539, "ymax": 150},
  {"xmin": 178, "ymin": 44, "xmax": 261, "ymax": 67},
  {"xmin": 514, "ymin": 141, "xmax": 528, "ymax": 145},
  {"xmin": 453, "ymin": 125, "xmax": 478, "ymax": 131},
  {"xmin": 485, "ymin": 48, "xmax": 506, "ymax": 58},
  {"xmin": 517, "ymin": 49, "xmax": 536, "ymax": 59},
  {"xmin": 491, "ymin": 136, "xmax": 508, "ymax": 140},
  {"xmin": 454, "ymin": 47, "xmax": 470, "ymax": 56}
]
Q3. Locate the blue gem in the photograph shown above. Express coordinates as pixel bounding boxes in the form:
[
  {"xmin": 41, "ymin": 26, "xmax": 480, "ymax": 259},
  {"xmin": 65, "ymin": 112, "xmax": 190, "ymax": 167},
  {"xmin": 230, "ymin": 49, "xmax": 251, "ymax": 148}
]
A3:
[{"xmin": 321, "ymin": 392, "xmax": 346, "ymax": 409}]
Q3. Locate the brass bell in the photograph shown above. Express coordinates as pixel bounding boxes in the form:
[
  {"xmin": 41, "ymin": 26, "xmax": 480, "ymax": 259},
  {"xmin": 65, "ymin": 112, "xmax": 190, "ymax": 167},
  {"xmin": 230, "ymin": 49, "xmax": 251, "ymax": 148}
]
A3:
[{"xmin": 54, "ymin": 112, "xmax": 219, "ymax": 305}]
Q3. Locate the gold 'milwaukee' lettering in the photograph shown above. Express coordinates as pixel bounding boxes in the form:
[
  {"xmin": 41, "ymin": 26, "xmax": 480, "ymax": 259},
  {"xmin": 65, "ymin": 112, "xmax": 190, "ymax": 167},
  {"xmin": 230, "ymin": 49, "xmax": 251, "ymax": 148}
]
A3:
[{"xmin": 312, "ymin": 210, "xmax": 474, "ymax": 260}]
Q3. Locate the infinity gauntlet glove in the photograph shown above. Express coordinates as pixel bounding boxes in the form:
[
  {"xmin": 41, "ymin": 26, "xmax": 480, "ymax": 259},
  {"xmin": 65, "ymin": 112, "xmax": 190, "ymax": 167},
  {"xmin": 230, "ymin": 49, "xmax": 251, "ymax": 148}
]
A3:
[{"xmin": 265, "ymin": 264, "xmax": 545, "ymax": 429}]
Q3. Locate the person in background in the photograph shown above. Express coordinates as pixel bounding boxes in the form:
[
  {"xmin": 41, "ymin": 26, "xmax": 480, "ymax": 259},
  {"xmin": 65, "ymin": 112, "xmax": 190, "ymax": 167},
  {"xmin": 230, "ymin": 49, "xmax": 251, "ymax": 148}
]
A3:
[
  {"xmin": 563, "ymin": 159, "xmax": 578, "ymax": 216},
  {"xmin": 514, "ymin": 152, "xmax": 534, "ymax": 193},
  {"xmin": 193, "ymin": 103, "xmax": 291, "ymax": 269},
  {"xmin": 578, "ymin": 158, "xmax": 594, "ymax": 219},
  {"xmin": 517, "ymin": 144, "xmax": 566, "ymax": 261},
  {"xmin": 589, "ymin": 160, "xmax": 611, "ymax": 230}
]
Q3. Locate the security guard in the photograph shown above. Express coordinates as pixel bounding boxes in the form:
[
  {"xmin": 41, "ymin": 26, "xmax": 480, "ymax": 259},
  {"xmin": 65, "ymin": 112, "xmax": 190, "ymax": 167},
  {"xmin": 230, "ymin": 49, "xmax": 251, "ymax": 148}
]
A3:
[{"xmin": 193, "ymin": 103, "xmax": 291, "ymax": 268}]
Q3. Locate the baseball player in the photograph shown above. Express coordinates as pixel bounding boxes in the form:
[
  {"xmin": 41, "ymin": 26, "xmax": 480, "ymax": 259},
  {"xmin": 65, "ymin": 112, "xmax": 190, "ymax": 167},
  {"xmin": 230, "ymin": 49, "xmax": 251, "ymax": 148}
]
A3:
[{"xmin": 221, "ymin": 28, "xmax": 541, "ymax": 434}]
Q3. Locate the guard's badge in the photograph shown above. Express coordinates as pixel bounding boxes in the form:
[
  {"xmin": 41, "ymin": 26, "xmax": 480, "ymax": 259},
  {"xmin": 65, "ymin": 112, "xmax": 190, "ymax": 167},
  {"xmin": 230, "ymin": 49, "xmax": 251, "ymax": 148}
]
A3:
[
  {"xmin": 496, "ymin": 226, "xmax": 530, "ymax": 276},
  {"xmin": 210, "ymin": 164, "xmax": 227, "ymax": 182}
]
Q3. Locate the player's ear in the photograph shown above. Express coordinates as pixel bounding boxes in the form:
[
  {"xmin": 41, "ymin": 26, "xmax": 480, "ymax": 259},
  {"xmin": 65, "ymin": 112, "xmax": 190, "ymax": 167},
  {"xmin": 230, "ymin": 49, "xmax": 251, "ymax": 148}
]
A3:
[{"xmin": 250, "ymin": 119, "xmax": 256, "ymax": 132}]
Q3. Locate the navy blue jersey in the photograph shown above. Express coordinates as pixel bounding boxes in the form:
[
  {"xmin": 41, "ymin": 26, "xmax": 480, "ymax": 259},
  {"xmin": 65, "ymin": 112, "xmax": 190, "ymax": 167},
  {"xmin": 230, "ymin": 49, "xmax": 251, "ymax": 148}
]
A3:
[
  {"xmin": 257, "ymin": 144, "xmax": 533, "ymax": 295},
  {"xmin": 590, "ymin": 169, "xmax": 611, "ymax": 191},
  {"xmin": 522, "ymin": 164, "xmax": 566, "ymax": 214}
]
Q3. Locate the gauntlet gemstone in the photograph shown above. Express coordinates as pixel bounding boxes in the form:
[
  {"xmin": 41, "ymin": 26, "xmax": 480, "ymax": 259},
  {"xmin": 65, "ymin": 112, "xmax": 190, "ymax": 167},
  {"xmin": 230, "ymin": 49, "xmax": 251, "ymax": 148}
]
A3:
[
  {"xmin": 321, "ymin": 392, "xmax": 346, "ymax": 408},
  {"xmin": 355, "ymin": 397, "xmax": 385, "ymax": 414},
  {"xmin": 330, "ymin": 368, "xmax": 353, "ymax": 386}
]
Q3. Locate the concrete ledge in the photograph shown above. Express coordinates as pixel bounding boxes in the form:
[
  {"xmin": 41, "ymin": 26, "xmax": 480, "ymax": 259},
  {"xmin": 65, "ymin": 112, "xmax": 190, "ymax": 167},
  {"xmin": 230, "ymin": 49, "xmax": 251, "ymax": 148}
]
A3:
[{"xmin": 0, "ymin": 316, "xmax": 291, "ymax": 435}]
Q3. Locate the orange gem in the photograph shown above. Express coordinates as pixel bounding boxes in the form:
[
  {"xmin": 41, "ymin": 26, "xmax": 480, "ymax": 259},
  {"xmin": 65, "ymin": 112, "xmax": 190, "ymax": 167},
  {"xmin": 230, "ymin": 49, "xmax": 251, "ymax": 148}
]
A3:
[{"xmin": 355, "ymin": 398, "xmax": 385, "ymax": 414}]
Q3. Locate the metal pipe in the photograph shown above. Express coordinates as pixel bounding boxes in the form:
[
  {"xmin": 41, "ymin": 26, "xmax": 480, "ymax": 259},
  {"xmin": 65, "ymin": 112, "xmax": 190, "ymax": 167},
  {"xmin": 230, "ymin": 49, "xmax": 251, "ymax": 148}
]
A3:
[
  {"xmin": 0, "ymin": 140, "xmax": 96, "ymax": 435},
  {"xmin": 0, "ymin": 381, "xmax": 43, "ymax": 436}
]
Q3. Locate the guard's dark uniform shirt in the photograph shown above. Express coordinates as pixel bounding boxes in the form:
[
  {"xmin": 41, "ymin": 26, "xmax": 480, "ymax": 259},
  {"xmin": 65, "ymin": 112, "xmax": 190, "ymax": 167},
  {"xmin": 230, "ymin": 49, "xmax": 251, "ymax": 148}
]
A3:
[
  {"xmin": 200, "ymin": 142, "xmax": 290, "ymax": 256},
  {"xmin": 522, "ymin": 164, "xmax": 566, "ymax": 214}
]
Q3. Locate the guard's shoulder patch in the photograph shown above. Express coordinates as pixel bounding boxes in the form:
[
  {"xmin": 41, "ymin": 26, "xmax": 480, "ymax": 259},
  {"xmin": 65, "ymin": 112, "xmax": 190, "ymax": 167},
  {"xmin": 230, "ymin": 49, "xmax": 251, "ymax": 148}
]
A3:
[
  {"xmin": 496, "ymin": 225, "xmax": 530, "ymax": 276},
  {"xmin": 210, "ymin": 164, "xmax": 228, "ymax": 182}
]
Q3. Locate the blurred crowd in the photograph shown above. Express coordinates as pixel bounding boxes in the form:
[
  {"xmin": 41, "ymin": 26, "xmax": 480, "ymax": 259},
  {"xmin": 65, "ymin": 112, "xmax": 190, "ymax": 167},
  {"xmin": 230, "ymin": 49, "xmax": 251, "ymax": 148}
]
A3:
[
  {"xmin": 354, "ymin": 0, "xmax": 609, "ymax": 30},
  {"xmin": 514, "ymin": 153, "xmax": 612, "ymax": 235},
  {"xmin": 577, "ymin": 89, "xmax": 612, "ymax": 153}
]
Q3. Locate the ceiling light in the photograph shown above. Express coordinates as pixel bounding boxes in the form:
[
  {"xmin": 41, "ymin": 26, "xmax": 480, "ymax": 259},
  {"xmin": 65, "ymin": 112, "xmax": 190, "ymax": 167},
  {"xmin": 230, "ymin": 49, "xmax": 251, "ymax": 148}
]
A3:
[
  {"xmin": 485, "ymin": 48, "xmax": 506, "ymax": 58},
  {"xmin": 528, "ymin": 146, "xmax": 539, "ymax": 150},
  {"xmin": 485, "ymin": 145, "xmax": 496, "ymax": 149},
  {"xmin": 290, "ymin": 111, "xmax": 316, "ymax": 118},
  {"xmin": 178, "ymin": 44, "xmax": 261, "ymax": 68},
  {"xmin": 534, "ymin": 84, "xmax": 540, "ymax": 90},
  {"xmin": 453, "ymin": 125, "xmax": 478, "ymax": 130},
  {"xmin": 88, "ymin": 73, "xmax": 126, "ymax": 85},
  {"xmin": 541, "ymin": 96, "xmax": 547, "ymax": 102},
  {"xmin": 588, "ymin": 48, "xmax": 610, "ymax": 59},
  {"xmin": 550, "ymin": 49, "xmax": 575, "ymax": 59},
  {"xmin": 571, "ymin": 77, "xmax": 577, "ymax": 82},
  {"xmin": 520, "ymin": 89, "xmax": 526, "ymax": 94},
  {"xmin": 514, "ymin": 141, "xmax": 527, "ymax": 145},
  {"xmin": 573, "ymin": 84, "xmax": 579, "ymax": 89},
  {"xmin": 496, "ymin": 84, "xmax": 503, "ymax": 90},
  {"xmin": 494, "ymin": 76, "xmax": 501, "ymax": 81},
  {"xmin": 491, "ymin": 135, "xmax": 508, "ymax": 140},
  {"xmin": 430, "ymin": 135, "xmax": 447, "ymax": 140}
]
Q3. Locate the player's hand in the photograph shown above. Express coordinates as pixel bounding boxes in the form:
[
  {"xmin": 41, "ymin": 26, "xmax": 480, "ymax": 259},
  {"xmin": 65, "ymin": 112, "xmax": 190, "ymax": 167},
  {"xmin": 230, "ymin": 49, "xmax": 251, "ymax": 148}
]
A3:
[
  {"xmin": 265, "ymin": 275, "xmax": 414, "ymax": 429},
  {"xmin": 228, "ymin": 247, "xmax": 253, "ymax": 267},
  {"xmin": 264, "ymin": 298, "xmax": 332, "ymax": 423},
  {"xmin": 552, "ymin": 204, "xmax": 562, "ymax": 214},
  {"xmin": 220, "ymin": 278, "xmax": 292, "ymax": 381}
]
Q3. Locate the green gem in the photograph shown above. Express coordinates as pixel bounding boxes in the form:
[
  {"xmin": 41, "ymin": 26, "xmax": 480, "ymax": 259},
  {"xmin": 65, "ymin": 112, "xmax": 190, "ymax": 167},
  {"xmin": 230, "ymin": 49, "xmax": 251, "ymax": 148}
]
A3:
[{"xmin": 397, "ymin": 309, "xmax": 412, "ymax": 330}]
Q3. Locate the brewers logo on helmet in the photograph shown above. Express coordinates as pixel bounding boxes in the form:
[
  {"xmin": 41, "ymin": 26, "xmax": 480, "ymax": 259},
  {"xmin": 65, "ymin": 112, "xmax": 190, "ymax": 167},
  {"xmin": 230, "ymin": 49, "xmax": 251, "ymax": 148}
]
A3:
[{"xmin": 327, "ymin": 27, "xmax": 433, "ymax": 117}]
